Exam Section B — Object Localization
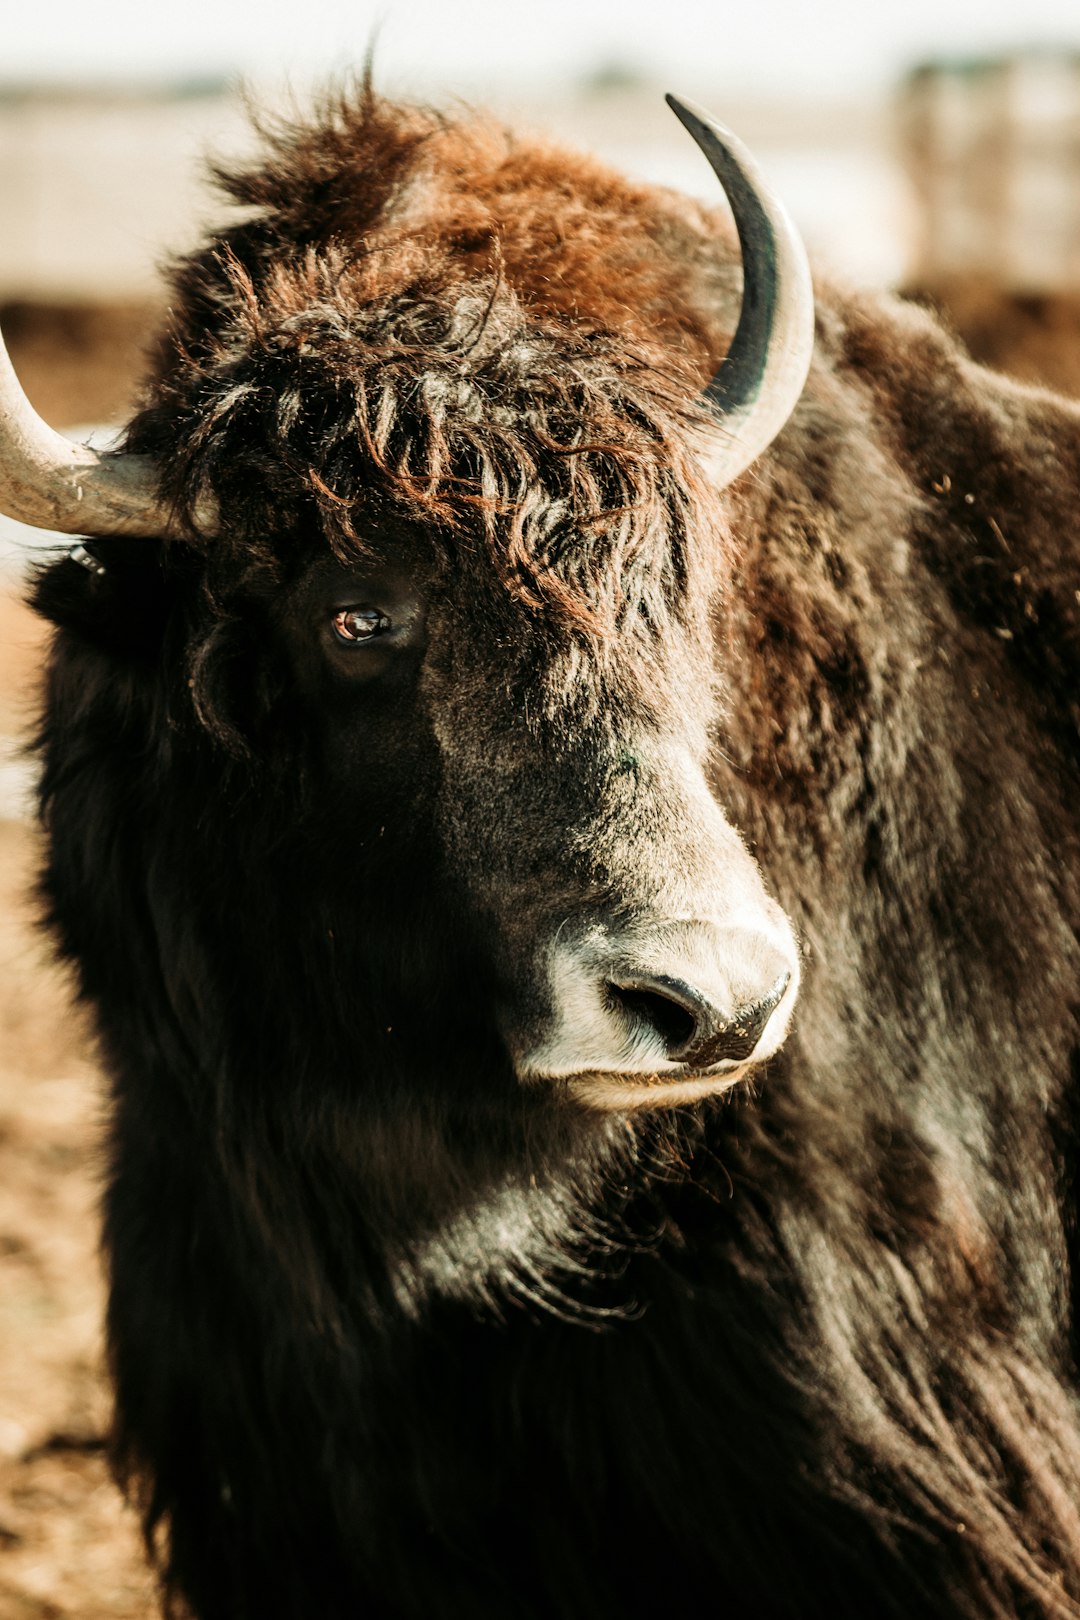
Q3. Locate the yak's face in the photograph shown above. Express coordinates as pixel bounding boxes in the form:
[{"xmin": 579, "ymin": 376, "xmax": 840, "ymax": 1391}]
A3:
[
  {"xmin": 273, "ymin": 513, "xmax": 799, "ymax": 1112},
  {"xmin": 14, "ymin": 92, "xmax": 816, "ymax": 1118},
  {"xmin": 23, "ymin": 88, "xmax": 817, "ymax": 1115}
]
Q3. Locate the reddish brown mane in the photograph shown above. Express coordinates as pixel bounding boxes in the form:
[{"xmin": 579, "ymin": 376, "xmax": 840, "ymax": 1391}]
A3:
[
  {"xmin": 123, "ymin": 88, "xmax": 742, "ymax": 633},
  {"xmin": 218, "ymin": 87, "xmax": 731, "ymax": 356}
]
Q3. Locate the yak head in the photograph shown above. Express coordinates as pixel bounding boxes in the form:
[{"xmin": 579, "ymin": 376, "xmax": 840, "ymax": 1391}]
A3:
[{"xmin": 13, "ymin": 91, "xmax": 812, "ymax": 1120}]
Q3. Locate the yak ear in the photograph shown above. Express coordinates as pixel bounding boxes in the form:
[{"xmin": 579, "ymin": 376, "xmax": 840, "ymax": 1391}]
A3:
[{"xmin": 30, "ymin": 539, "xmax": 173, "ymax": 660}]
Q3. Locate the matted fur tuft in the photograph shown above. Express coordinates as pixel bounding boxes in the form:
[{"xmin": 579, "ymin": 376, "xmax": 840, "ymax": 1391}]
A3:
[{"xmin": 124, "ymin": 84, "xmax": 732, "ymax": 633}]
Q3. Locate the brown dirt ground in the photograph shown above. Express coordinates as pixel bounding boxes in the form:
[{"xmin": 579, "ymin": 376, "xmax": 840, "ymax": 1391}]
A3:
[
  {"xmin": 0, "ymin": 592, "xmax": 152, "ymax": 1618},
  {"xmin": 0, "ymin": 298, "xmax": 160, "ymax": 1615}
]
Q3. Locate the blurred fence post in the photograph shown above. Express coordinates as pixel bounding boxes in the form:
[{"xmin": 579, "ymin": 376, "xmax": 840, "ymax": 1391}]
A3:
[{"xmin": 900, "ymin": 50, "xmax": 1080, "ymax": 296}]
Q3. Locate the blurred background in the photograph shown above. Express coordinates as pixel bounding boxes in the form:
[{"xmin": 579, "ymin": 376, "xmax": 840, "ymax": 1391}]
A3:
[{"xmin": 3, "ymin": 2, "xmax": 1080, "ymax": 1613}]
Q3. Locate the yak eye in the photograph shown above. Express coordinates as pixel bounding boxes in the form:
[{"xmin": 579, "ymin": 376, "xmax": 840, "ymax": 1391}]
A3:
[{"xmin": 333, "ymin": 606, "xmax": 392, "ymax": 643}]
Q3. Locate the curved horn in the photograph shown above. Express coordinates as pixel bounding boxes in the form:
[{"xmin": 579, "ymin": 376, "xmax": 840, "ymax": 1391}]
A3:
[
  {"xmin": 0, "ymin": 321, "xmax": 173, "ymax": 538},
  {"xmin": 666, "ymin": 94, "xmax": 815, "ymax": 489}
]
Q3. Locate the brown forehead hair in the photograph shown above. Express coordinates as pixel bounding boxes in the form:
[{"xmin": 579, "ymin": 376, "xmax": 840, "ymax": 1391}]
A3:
[
  {"xmin": 125, "ymin": 83, "xmax": 736, "ymax": 631},
  {"xmin": 206, "ymin": 83, "xmax": 731, "ymax": 353}
]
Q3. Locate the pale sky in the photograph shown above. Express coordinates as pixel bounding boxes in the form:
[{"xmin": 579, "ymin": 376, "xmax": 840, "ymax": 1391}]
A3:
[{"xmin": 4, "ymin": 0, "xmax": 1080, "ymax": 99}]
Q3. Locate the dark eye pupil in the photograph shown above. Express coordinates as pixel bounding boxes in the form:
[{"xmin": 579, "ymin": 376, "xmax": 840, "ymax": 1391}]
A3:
[{"xmin": 334, "ymin": 606, "xmax": 391, "ymax": 642}]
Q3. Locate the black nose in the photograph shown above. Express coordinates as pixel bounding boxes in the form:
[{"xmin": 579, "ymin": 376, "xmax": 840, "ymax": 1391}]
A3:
[{"xmin": 606, "ymin": 972, "xmax": 791, "ymax": 1068}]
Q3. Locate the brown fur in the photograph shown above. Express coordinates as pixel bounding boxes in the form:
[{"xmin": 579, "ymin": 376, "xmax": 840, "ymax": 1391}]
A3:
[{"xmin": 128, "ymin": 88, "xmax": 744, "ymax": 635}]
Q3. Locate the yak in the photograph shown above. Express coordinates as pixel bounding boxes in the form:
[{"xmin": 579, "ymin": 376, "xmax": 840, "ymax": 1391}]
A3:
[{"xmin": 4, "ymin": 82, "xmax": 1080, "ymax": 1620}]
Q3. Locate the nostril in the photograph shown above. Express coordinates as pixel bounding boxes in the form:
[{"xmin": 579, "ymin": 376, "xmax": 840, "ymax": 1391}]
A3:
[
  {"xmin": 607, "ymin": 970, "xmax": 792, "ymax": 1069},
  {"xmin": 680, "ymin": 972, "xmax": 792, "ymax": 1068},
  {"xmin": 607, "ymin": 981, "xmax": 698, "ymax": 1055}
]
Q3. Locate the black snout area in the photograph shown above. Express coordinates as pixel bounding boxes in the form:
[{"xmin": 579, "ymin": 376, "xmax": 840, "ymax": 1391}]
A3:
[{"xmin": 607, "ymin": 972, "xmax": 790, "ymax": 1069}]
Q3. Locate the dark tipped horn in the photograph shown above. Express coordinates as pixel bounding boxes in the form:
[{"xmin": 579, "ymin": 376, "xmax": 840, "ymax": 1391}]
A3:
[{"xmin": 666, "ymin": 94, "xmax": 815, "ymax": 488}]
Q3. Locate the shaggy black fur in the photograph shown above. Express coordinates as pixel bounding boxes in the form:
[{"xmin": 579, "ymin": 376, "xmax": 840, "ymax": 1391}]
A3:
[{"xmin": 29, "ymin": 86, "xmax": 1080, "ymax": 1618}]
